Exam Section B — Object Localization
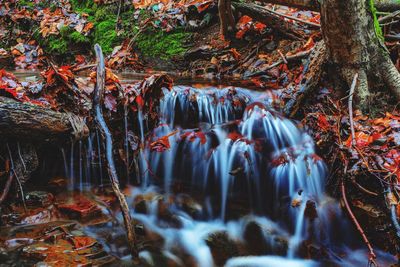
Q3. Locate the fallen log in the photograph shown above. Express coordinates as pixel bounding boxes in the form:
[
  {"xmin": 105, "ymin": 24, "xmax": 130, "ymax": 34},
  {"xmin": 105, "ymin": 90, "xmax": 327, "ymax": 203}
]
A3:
[
  {"xmin": 233, "ymin": 2, "xmax": 305, "ymax": 40},
  {"xmin": 284, "ymin": 41, "xmax": 326, "ymax": 117},
  {"xmin": 0, "ymin": 97, "xmax": 88, "ymax": 140},
  {"xmin": 258, "ymin": 0, "xmax": 400, "ymax": 12},
  {"xmin": 258, "ymin": 0, "xmax": 320, "ymax": 11}
]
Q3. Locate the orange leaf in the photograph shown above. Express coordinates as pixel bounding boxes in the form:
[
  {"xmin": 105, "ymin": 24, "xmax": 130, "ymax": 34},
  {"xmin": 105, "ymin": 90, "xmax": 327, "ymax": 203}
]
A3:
[
  {"xmin": 317, "ymin": 114, "xmax": 329, "ymax": 131},
  {"xmin": 150, "ymin": 131, "xmax": 178, "ymax": 152}
]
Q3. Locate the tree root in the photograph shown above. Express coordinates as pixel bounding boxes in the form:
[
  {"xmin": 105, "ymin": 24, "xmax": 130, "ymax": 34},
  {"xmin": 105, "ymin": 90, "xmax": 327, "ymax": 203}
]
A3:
[
  {"xmin": 93, "ymin": 44, "xmax": 138, "ymax": 260},
  {"xmin": 379, "ymin": 56, "xmax": 400, "ymax": 100}
]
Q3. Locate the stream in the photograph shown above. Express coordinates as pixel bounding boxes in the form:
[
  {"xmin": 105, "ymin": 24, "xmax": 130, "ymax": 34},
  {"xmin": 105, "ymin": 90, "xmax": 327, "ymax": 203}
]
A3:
[{"xmin": 4, "ymin": 71, "xmax": 397, "ymax": 266}]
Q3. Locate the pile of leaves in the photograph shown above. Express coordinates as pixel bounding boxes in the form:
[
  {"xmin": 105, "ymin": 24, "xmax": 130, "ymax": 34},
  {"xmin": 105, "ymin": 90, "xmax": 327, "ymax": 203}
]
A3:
[
  {"xmin": 132, "ymin": 0, "xmax": 216, "ymax": 32},
  {"xmin": 107, "ymin": 40, "xmax": 145, "ymax": 71},
  {"xmin": 11, "ymin": 41, "xmax": 44, "ymax": 69},
  {"xmin": 39, "ymin": 4, "xmax": 93, "ymax": 38},
  {"xmin": 0, "ymin": 69, "xmax": 48, "ymax": 106}
]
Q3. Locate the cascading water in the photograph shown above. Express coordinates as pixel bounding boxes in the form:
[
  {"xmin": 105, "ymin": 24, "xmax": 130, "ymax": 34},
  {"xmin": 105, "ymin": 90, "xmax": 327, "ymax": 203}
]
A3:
[
  {"xmin": 61, "ymin": 83, "xmax": 395, "ymax": 266},
  {"xmin": 125, "ymin": 84, "xmax": 393, "ymax": 266}
]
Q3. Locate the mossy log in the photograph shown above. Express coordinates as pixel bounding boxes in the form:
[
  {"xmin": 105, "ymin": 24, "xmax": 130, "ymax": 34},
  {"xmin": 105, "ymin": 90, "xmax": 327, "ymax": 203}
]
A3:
[{"xmin": 0, "ymin": 97, "xmax": 88, "ymax": 141}]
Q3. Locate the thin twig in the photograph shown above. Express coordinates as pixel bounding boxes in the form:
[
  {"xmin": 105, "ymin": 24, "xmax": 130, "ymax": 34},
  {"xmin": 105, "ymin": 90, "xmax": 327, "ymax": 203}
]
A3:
[
  {"xmin": 93, "ymin": 44, "xmax": 138, "ymax": 260},
  {"xmin": 378, "ymin": 10, "xmax": 400, "ymax": 23},
  {"xmin": 0, "ymin": 169, "xmax": 14, "ymax": 205},
  {"xmin": 348, "ymin": 73, "xmax": 359, "ymax": 147},
  {"xmin": 6, "ymin": 144, "xmax": 27, "ymax": 213},
  {"xmin": 341, "ymin": 178, "xmax": 378, "ymax": 266},
  {"xmin": 350, "ymin": 177, "xmax": 379, "ymax": 197}
]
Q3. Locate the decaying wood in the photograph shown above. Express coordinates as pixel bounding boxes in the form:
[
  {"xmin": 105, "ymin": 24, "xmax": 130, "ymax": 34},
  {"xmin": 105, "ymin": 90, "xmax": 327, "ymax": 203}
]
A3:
[
  {"xmin": 262, "ymin": 5, "xmax": 320, "ymax": 28},
  {"xmin": 233, "ymin": 2, "xmax": 305, "ymax": 40},
  {"xmin": 246, "ymin": 48, "xmax": 312, "ymax": 78},
  {"xmin": 259, "ymin": 0, "xmax": 320, "ymax": 11},
  {"xmin": 93, "ymin": 44, "xmax": 138, "ymax": 260},
  {"xmin": 0, "ymin": 97, "xmax": 88, "ymax": 140},
  {"xmin": 260, "ymin": 0, "xmax": 400, "ymax": 12},
  {"xmin": 284, "ymin": 41, "xmax": 326, "ymax": 117}
]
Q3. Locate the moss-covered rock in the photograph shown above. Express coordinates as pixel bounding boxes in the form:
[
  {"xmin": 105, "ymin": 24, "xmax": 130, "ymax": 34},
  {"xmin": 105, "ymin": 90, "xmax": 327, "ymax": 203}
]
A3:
[{"xmin": 136, "ymin": 29, "xmax": 192, "ymax": 60}]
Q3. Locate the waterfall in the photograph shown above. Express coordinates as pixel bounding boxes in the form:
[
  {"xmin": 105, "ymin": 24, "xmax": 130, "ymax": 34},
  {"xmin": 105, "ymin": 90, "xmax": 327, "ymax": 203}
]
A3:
[{"xmin": 61, "ymin": 84, "xmax": 395, "ymax": 266}]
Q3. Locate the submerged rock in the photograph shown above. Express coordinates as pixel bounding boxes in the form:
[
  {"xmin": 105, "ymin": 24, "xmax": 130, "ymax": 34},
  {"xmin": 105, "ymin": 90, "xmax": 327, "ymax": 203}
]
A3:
[
  {"xmin": 25, "ymin": 191, "xmax": 54, "ymax": 208},
  {"xmin": 205, "ymin": 231, "xmax": 240, "ymax": 266},
  {"xmin": 243, "ymin": 219, "xmax": 288, "ymax": 256}
]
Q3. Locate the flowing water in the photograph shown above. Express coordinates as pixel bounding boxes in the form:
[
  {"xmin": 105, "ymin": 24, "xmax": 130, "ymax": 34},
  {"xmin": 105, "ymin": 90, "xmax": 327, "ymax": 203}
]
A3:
[
  {"xmin": 124, "ymin": 84, "xmax": 394, "ymax": 266},
  {"xmin": 18, "ymin": 70, "xmax": 394, "ymax": 266}
]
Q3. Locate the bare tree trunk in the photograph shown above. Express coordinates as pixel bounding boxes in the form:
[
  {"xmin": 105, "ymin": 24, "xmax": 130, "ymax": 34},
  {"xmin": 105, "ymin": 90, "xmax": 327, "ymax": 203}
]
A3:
[
  {"xmin": 219, "ymin": 0, "xmax": 235, "ymax": 37},
  {"xmin": 321, "ymin": 0, "xmax": 400, "ymax": 109}
]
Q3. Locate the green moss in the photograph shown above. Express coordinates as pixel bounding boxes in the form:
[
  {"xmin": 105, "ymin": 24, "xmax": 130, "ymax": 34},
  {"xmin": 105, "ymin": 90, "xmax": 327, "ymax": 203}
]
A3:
[
  {"xmin": 70, "ymin": 0, "xmax": 97, "ymax": 15},
  {"xmin": 369, "ymin": 0, "xmax": 384, "ymax": 42},
  {"xmin": 70, "ymin": 31, "xmax": 90, "ymax": 43},
  {"xmin": 48, "ymin": 37, "xmax": 68, "ymax": 54},
  {"xmin": 94, "ymin": 20, "xmax": 120, "ymax": 54},
  {"xmin": 17, "ymin": 0, "xmax": 35, "ymax": 8},
  {"xmin": 35, "ymin": 26, "xmax": 89, "ymax": 55},
  {"xmin": 136, "ymin": 29, "xmax": 192, "ymax": 60}
]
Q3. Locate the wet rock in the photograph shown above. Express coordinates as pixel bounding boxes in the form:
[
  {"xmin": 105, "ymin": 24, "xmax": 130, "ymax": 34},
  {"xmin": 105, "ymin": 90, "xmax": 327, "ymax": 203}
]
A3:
[
  {"xmin": 175, "ymin": 194, "xmax": 203, "ymax": 219},
  {"xmin": 48, "ymin": 177, "xmax": 68, "ymax": 193},
  {"xmin": 0, "ymin": 221, "xmax": 115, "ymax": 266},
  {"xmin": 243, "ymin": 219, "xmax": 288, "ymax": 256},
  {"xmin": 205, "ymin": 231, "xmax": 240, "ymax": 266},
  {"xmin": 139, "ymin": 250, "xmax": 184, "ymax": 267},
  {"xmin": 58, "ymin": 195, "xmax": 102, "ymax": 221},
  {"xmin": 25, "ymin": 191, "xmax": 54, "ymax": 208},
  {"xmin": 298, "ymin": 241, "xmax": 330, "ymax": 261},
  {"xmin": 20, "ymin": 205, "xmax": 59, "ymax": 225},
  {"xmin": 304, "ymin": 200, "xmax": 318, "ymax": 221},
  {"xmin": 133, "ymin": 194, "xmax": 182, "ymax": 228}
]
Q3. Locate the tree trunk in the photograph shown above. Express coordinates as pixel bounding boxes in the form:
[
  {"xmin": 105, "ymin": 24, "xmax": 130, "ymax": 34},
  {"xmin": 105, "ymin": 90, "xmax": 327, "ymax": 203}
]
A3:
[
  {"xmin": 321, "ymin": 0, "xmax": 400, "ymax": 109},
  {"xmin": 219, "ymin": 0, "xmax": 235, "ymax": 37}
]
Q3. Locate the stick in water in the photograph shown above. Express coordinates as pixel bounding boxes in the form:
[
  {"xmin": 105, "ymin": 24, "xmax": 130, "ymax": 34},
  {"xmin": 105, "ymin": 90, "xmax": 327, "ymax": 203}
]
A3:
[{"xmin": 93, "ymin": 44, "xmax": 138, "ymax": 259}]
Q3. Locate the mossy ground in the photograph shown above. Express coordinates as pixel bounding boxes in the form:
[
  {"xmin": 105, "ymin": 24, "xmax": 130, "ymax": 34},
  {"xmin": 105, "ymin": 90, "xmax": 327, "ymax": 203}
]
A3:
[{"xmin": 13, "ymin": 0, "xmax": 193, "ymax": 63}]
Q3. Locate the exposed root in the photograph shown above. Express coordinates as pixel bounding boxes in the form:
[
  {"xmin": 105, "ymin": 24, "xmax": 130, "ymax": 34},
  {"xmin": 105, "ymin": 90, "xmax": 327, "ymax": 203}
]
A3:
[{"xmin": 380, "ymin": 56, "xmax": 400, "ymax": 100}]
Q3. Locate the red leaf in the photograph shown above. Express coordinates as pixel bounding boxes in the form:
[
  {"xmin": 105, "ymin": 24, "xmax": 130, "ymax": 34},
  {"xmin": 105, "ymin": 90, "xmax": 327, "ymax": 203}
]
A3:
[
  {"xmin": 317, "ymin": 114, "xmax": 329, "ymax": 131},
  {"xmin": 150, "ymin": 131, "xmax": 178, "ymax": 152}
]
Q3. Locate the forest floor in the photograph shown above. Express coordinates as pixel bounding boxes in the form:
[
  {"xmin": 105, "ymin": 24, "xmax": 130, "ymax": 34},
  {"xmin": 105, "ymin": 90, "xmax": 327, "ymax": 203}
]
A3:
[{"xmin": 1, "ymin": 0, "xmax": 400, "ymax": 266}]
